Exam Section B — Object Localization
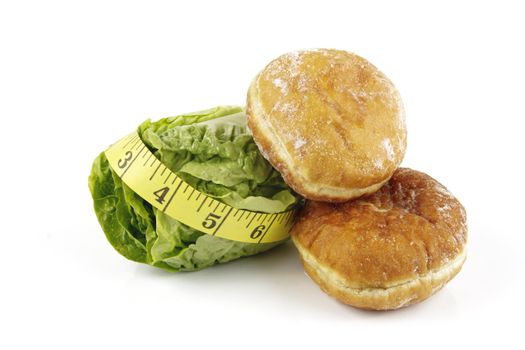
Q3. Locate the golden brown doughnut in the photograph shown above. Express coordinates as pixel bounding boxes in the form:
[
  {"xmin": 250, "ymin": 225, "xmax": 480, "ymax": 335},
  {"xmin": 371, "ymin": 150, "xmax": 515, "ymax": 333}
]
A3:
[
  {"xmin": 247, "ymin": 49, "xmax": 407, "ymax": 202},
  {"xmin": 291, "ymin": 168, "xmax": 467, "ymax": 310}
]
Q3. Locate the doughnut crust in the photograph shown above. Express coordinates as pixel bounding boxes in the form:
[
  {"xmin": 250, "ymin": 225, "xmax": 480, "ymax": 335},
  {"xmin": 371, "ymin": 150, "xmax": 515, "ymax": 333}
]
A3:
[
  {"xmin": 291, "ymin": 168, "xmax": 467, "ymax": 310},
  {"xmin": 247, "ymin": 49, "xmax": 407, "ymax": 202}
]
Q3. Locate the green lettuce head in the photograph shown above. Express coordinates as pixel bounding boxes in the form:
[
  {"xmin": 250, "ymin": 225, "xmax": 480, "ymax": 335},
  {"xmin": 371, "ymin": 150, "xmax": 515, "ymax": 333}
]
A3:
[{"xmin": 88, "ymin": 106, "xmax": 300, "ymax": 271}]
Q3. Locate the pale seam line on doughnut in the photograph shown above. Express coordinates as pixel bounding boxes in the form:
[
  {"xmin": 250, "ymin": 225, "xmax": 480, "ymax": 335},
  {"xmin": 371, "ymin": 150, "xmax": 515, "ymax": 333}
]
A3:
[
  {"xmin": 294, "ymin": 238, "xmax": 466, "ymax": 308},
  {"xmin": 248, "ymin": 76, "xmax": 390, "ymax": 199},
  {"xmin": 354, "ymin": 201, "xmax": 393, "ymax": 212}
]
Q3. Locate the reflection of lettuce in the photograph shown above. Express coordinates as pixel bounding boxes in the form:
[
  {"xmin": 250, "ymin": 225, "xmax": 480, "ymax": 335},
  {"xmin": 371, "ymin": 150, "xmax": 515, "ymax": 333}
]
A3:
[{"xmin": 89, "ymin": 106, "xmax": 299, "ymax": 271}]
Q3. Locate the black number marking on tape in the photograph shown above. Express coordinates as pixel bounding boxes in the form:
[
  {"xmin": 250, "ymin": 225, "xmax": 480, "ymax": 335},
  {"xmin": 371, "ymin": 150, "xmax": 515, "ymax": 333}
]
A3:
[
  {"xmin": 106, "ymin": 132, "xmax": 297, "ymax": 243},
  {"xmin": 250, "ymin": 225, "xmax": 266, "ymax": 239},
  {"xmin": 162, "ymin": 179, "xmax": 183, "ymax": 212},
  {"xmin": 257, "ymin": 215, "xmax": 278, "ymax": 243},
  {"xmin": 202, "ymin": 213, "xmax": 222, "ymax": 229},
  {"xmin": 117, "ymin": 151, "xmax": 133, "ymax": 169},
  {"xmin": 153, "ymin": 186, "xmax": 170, "ymax": 204},
  {"xmin": 212, "ymin": 207, "xmax": 233, "ymax": 235},
  {"xmin": 119, "ymin": 145, "xmax": 146, "ymax": 178},
  {"xmin": 201, "ymin": 207, "xmax": 233, "ymax": 236}
]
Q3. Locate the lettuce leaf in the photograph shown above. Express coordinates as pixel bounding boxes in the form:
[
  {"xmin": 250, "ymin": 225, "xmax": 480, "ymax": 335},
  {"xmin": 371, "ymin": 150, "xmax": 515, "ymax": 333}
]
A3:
[{"xmin": 88, "ymin": 106, "xmax": 299, "ymax": 271}]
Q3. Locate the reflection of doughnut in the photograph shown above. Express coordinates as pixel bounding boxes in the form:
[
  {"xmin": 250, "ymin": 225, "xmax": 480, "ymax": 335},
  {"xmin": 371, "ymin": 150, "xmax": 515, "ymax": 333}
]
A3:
[
  {"xmin": 247, "ymin": 49, "xmax": 407, "ymax": 202},
  {"xmin": 291, "ymin": 168, "xmax": 468, "ymax": 310}
]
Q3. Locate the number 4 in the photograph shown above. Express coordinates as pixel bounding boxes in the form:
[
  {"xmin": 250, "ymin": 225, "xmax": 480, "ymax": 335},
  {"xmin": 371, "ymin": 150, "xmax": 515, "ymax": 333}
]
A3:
[{"xmin": 153, "ymin": 186, "xmax": 170, "ymax": 204}]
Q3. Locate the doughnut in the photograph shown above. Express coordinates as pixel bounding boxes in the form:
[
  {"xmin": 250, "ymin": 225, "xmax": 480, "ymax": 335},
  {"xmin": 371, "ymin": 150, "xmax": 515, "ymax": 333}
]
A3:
[
  {"xmin": 290, "ymin": 168, "xmax": 467, "ymax": 310},
  {"xmin": 247, "ymin": 49, "xmax": 407, "ymax": 202}
]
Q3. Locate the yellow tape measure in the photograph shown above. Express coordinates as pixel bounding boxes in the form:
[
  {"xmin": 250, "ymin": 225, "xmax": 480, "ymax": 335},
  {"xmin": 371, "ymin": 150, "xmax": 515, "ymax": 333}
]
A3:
[{"xmin": 105, "ymin": 132, "xmax": 296, "ymax": 244}]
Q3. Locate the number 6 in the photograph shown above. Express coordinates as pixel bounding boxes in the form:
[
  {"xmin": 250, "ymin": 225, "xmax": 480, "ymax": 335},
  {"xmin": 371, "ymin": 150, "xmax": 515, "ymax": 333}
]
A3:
[{"xmin": 250, "ymin": 225, "xmax": 266, "ymax": 239}]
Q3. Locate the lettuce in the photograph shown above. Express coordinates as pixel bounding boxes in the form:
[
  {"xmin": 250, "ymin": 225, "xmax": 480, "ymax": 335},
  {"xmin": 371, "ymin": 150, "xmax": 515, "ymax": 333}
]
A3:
[{"xmin": 88, "ymin": 106, "xmax": 300, "ymax": 271}]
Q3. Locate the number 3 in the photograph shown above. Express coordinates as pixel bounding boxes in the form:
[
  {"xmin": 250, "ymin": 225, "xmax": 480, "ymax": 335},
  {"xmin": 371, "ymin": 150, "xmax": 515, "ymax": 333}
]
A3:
[{"xmin": 118, "ymin": 151, "xmax": 133, "ymax": 169}]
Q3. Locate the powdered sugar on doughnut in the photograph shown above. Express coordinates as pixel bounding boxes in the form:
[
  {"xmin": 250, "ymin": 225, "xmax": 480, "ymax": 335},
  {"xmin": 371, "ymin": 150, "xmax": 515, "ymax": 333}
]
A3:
[
  {"xmin": 437, "ymin": 203, "xmax": 451, "ymax": 212},
  {"xmin": 382, "ymin": 138, "xmax": 395, "ymax": 161},
  {"xmin": 273, "ymin": 78, "xmax": 288, "ymax": 93},
  {"xmin": 278, "ymin": 101, "xmax": 297, "ymax": 115},
  {"xmin": 434, "ymin": 184, "xmax": 456, "ymax": 199},
  {"xmin": 267, "ymin": 50, "xmax": 302, "ymax": 80},
  {"xmin": 294, "ymin": 137, "xmax": 307, "ymax": 150},
  {"xmin": 252, "ymin": 49, "xmax": 408, "ymax": 198}
]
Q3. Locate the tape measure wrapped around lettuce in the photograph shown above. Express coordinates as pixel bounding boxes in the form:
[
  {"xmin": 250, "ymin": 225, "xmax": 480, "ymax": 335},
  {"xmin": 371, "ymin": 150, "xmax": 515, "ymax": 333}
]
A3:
[{"xmin": 88, "ymin": 106, "xmax": 301, "ymax": 271}]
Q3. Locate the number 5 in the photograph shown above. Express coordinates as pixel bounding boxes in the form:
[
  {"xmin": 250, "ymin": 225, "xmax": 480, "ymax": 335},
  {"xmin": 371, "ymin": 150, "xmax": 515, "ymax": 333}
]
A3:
[{"xmin": 202, "ymin": 213, "xmax": 222, "ymax": 229}]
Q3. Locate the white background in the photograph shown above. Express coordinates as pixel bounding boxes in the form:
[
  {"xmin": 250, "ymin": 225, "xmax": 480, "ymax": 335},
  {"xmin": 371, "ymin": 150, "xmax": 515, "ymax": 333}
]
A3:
[{"xmin": 1, "ymin": 1, "xmax": 524, "ymax": 349}]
